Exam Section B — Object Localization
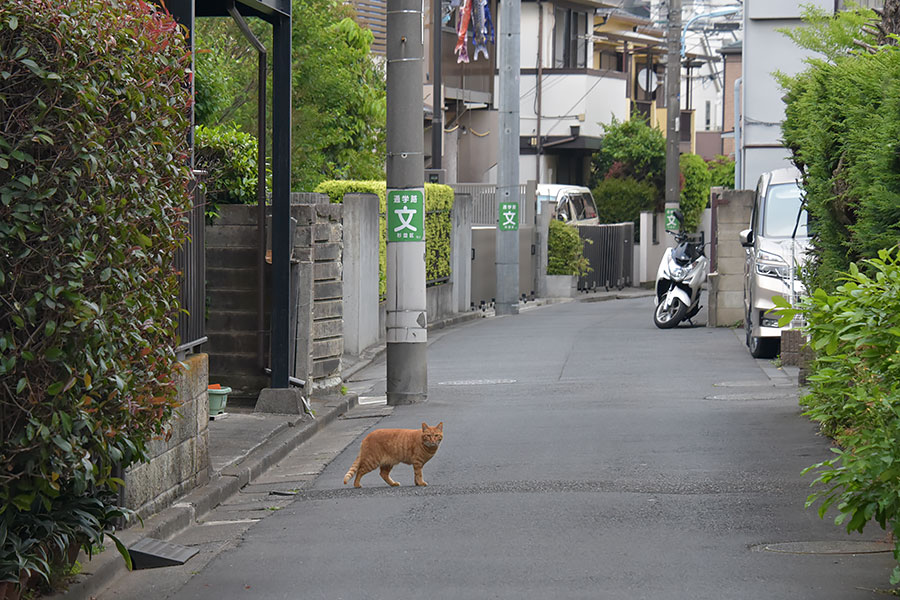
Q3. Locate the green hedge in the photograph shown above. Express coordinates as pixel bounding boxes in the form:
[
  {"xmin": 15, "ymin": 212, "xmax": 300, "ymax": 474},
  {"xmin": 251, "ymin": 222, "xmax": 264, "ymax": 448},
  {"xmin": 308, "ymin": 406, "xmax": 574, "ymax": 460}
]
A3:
[
  {"xmin": 678, "ymin": 153, "xmax": 711, "ymax": 233},
  {"xmin": 313, "ymin": 181, "xmax": 454, "ymax": 296},
  {"xmin": 592, "ymin": 176, "xmax": 657, "ymax": 226},
  {"xmin": 547, "ymin": 220, "xmax": 590, "ymax": 277},
  {"xmin": 0, "ymin": 0, "xmax": 192, "ymax": 589},
  {"xmin": 195, "ymin": 124, "xmax": 265, "ymax": 217},
  {"xmin": 774, "ymin": 247, "xmax": 900, "ymax": 584},
  {"xmin": 780, "ymin": 13, "xmax": 900, "ymax": 292},
  {"xmin": 707, "ymin": 155, "xmax": 735, "ymax": 190}
]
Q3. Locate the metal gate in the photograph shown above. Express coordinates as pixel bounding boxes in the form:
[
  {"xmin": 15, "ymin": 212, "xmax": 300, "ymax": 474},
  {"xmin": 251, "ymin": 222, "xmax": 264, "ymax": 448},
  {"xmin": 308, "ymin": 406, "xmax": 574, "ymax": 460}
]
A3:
[{"xmin": 577, "ymin": 223, "xmax": 633, "ymax": 291}]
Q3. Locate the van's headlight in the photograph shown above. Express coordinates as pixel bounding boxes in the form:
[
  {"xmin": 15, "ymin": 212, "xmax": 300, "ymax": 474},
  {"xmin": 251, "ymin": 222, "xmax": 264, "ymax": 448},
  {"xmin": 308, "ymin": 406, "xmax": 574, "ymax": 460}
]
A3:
[{"xmin": 755, "ymin": 250, "xmax": 790, "ymax": 279}]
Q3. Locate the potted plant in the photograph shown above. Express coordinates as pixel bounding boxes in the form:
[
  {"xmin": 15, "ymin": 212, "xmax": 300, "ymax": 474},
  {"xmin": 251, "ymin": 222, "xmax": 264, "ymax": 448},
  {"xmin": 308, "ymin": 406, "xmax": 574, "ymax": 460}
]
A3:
[{"xmin": 208, "ymin": 384, "xmax": 232, "ymax": 417}]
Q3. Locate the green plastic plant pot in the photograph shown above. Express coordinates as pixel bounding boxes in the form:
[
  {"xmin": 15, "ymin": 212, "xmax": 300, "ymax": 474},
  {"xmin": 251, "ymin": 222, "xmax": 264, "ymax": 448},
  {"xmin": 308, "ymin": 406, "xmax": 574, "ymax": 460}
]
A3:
[{"xmin": 208, "ymin": 386, "xmax": 232, "ymax": 416}]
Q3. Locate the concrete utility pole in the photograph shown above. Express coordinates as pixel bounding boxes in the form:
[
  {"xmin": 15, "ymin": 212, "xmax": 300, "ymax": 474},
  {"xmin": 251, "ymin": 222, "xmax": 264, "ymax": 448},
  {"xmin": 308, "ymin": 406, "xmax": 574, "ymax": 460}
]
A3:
[
  {"xmin": 496, "ymin": 0, "xmax": 521, "ymax": 316},
  {"xmin": 385, "ymin": 0, "xmax": 428, "ymax": 405},
  {"xmin": 665, "ymin": 0, "xmax": 682, "ymax": 211}
]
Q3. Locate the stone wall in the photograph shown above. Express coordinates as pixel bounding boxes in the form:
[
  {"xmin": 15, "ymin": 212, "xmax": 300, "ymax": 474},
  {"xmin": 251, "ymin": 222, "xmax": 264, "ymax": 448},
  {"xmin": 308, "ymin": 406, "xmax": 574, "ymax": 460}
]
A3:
[
  {"xmin": 292, "ymin": 195, "xmax": 344, "ymax": 391},
  {"xmin": 124, "ymin": 353, "xmax": 209, "ymax": 520}
]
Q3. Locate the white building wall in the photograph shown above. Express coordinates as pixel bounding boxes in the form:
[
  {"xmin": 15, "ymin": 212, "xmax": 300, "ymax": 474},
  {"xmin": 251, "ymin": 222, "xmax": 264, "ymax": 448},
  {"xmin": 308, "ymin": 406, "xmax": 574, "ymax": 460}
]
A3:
[{"xmin": 740, "ymin": 0, "xmax": 831, "ymax": 189}]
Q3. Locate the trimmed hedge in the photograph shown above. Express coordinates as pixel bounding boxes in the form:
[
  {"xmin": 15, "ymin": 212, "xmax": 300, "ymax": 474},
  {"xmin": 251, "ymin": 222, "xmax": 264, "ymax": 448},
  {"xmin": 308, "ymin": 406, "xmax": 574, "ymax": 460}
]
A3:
[
  {"xmin": 0, "ymin": 0, "xmax": 191, "ymax": 589},
  {"xmin": 678, "ymin": 153, "xmax": 711, "ymax": 233},
  {"xmin": 313, "ymin": 181, "xmax": 454, "ymax": 296},
  {"xmin": 547, "ymin": 220, "xmax": 590, "ymax": 277},
  {"xmin": 592, "ymin": 176, "xmax": 656, "ymax": 226},
  {"xmin": 780, "ymin": 10, "xmax": 900, "ymax": 291},
  {"xmin": 195, "ymin": 124, "xmax": 265, "ymax": 217},
  {"xmin": 707, "ymin": 155, "xmax": 735, "ymax": 190}
]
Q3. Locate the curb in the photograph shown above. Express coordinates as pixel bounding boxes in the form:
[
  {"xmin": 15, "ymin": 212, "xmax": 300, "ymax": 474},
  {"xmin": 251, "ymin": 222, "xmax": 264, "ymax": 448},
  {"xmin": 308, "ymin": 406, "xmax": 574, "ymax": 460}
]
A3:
[{"xmin": 57, "ymin": 392, "xmax": 359, "ymax": 600}]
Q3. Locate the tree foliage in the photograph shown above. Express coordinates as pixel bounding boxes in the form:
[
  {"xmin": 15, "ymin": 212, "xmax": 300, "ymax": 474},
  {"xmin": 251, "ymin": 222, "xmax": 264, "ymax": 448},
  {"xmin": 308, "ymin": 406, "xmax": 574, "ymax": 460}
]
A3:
[
  {"xmin": 591, "ymin": 115, "xmax": 666, "ymax": 208},
  {"xmin": 0, "ymin": 0, "xmax": 191, "ymax": 588},
  {"xmin": 780, "ymin": 4, "xmax": 900, "ymax": 291},
  {"xmin": 193, "ymin": 0, "xmax": 387, "ymax": 193}
]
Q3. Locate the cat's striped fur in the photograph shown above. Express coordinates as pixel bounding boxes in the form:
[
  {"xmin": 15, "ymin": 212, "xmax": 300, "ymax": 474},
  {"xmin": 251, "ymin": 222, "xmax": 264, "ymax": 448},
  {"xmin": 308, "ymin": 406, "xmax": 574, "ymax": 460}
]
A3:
[{"xmin": 343, "ymin": 422, "xmax": 443, "ymax": 487}]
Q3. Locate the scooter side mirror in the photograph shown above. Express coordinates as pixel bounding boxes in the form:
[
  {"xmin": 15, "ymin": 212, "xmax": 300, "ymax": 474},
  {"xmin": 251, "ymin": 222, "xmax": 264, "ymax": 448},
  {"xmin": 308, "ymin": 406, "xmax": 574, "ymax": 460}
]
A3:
[{"xmin": 739, "ymin": 229, "xmax": 753, "ymax": 247}]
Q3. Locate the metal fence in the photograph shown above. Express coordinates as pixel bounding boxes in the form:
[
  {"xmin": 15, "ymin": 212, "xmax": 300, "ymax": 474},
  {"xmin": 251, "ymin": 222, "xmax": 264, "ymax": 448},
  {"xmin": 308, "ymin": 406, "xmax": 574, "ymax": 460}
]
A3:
[
  {"xmin": 577, "ymin": 222, "xmax": 634, "ymax": 291},
  {"xmin": 175, "ymin": 171, "xmax": 208, "ymax": 355},
  {"xmin": 450, "ymin": 183, "xmax": 530, "ymax": 226}
]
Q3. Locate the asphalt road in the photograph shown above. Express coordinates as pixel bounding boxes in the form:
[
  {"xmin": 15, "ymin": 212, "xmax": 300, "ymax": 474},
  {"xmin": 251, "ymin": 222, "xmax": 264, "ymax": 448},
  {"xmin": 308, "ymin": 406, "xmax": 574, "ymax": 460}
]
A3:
[{"xmin": 171, "ymin": 296, "xmax": 894, "ymax": 599}]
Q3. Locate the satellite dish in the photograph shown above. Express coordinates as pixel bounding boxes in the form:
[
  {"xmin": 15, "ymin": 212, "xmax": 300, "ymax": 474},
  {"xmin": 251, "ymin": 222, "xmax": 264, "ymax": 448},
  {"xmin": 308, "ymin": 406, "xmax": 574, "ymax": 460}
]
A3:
[{"xmin": 637, "ymin": 68, "xmax": 659, "ymax": 91}]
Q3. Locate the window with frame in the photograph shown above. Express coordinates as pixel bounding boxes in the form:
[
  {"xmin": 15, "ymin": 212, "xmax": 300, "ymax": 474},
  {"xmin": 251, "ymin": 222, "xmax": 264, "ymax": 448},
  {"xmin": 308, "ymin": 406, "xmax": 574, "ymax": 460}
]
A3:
[{"xmin": 553, "ymin": 6, "xmax": 588, "ymax": 69}]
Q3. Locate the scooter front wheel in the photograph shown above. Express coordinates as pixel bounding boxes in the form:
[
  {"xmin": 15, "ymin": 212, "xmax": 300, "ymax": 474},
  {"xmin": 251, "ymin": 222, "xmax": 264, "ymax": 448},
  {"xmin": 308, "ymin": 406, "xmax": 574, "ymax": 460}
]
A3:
[{"xmin": 653, "ymin": 296, "xmax": 687, "ymax": 329}]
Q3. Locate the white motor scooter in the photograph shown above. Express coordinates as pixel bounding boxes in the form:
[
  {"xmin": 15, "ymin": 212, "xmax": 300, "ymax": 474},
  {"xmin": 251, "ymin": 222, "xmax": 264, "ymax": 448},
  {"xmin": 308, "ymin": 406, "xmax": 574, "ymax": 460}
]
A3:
[{"xmin": 653, "ymin": 210, "xmax": 709, "ymax": 329}]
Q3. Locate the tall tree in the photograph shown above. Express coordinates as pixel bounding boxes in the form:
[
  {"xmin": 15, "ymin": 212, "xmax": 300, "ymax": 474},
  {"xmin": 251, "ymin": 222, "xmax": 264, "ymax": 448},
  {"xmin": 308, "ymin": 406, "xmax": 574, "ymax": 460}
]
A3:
[{"xmin": 193, "ymin": 0, "xmax": 387, "ymax": 192}]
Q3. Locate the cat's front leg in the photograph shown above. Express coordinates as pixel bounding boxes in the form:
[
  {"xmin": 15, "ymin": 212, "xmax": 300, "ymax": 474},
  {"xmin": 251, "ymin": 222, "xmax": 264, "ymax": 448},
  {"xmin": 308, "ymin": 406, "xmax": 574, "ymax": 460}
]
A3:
[
  {"xmin": 380, "ymin": 466, "xmax": 400, "ymax": 487},
  {"xmin": 413, "ymin": 465, "xmax": 427, "ymax": 486}
]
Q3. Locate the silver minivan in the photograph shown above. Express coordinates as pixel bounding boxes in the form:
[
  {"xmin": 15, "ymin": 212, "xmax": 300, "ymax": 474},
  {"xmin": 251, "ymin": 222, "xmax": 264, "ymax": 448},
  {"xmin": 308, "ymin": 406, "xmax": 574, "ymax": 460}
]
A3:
[
  {"xmin": 739, "ymin": 168, "xmax": 809, "ymax": 358},
  {"xmin": 535, "ymin": 184, "xmax": 599, "ymax": 226}
]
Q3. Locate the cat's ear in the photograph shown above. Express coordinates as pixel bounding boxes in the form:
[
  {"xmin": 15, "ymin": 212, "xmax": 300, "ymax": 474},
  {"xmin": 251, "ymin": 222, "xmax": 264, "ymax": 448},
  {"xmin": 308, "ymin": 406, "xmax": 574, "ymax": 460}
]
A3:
[
  {"xmin": 436, "ymin": 422, "xmax": 443, "ymax": 431},
  {"xmin": 422, "ymin": 422, "xmax": 428, "ymax": 432}
]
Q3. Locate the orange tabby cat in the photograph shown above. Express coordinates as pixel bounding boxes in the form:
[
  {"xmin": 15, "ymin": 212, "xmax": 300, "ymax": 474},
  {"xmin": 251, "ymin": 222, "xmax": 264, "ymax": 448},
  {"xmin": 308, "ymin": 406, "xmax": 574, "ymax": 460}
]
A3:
[{"xmin": 343, "ymin": 422, "xmax": 443, "ymax": 488}]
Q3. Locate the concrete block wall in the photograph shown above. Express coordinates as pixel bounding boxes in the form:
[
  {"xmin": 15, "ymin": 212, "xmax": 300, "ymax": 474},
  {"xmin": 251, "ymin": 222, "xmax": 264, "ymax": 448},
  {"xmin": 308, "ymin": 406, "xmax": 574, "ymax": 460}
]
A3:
[
  {"xmin": 205, "ymin": 205, "xmax": 269, "ymax": 402},
  {"xmin": 205, "ymin": 196, "xmax": 344, "ymax": 401},
  {"xmin": 708, "ymin": 189, "xmax": 753, "ymax": 326},
  {"xmin": 124, "ymin": 353, "xmax": 209, "ymax": 521},
  {"xmin": 342, "ymin": 194, "xmax": 380, "ymax": 357}
]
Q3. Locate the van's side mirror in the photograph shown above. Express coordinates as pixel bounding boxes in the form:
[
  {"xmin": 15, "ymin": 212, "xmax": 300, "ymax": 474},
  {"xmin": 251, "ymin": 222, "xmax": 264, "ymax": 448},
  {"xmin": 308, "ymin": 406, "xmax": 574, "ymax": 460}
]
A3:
[{"xmin": 739, "ymin": 229, "xmax": 753, "ymax": 247}]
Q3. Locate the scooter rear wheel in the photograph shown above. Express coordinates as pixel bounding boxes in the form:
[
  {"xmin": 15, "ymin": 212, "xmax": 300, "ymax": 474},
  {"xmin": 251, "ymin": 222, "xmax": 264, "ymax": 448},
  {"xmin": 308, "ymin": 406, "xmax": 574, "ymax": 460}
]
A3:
[{"xmin": 654, "ymin": 296, "xmax": 687, "ymax": 329}]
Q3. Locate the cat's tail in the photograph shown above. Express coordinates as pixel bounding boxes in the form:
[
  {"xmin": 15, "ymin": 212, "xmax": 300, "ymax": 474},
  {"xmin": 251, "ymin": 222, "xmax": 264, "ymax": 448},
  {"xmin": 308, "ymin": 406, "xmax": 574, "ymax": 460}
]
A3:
[{"xmin": 343, "ymin": 457, "xmax": 360, "ymax": 485}]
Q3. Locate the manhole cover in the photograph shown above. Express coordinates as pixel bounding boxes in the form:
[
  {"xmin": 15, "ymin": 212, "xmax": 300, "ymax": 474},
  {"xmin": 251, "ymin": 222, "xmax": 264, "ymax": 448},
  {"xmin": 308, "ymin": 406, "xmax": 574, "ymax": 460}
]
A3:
[
  {"xmin": 437, "ymin": 378, "xmax": 517, "ymax": 386},
  {"xmin": 752, "ymin": 541, "xmax": 893, "ymax": 555}
]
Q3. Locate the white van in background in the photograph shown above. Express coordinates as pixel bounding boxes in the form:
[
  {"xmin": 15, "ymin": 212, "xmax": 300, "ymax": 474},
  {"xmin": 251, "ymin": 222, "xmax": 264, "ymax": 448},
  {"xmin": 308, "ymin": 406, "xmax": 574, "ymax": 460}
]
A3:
[
  {"xmin": 535, "ymin": 184, "xmax": 599, "ymax": 226},
  {"xmin": 739, "ymin": 167, "xmax": 810, "ymax": 358}
]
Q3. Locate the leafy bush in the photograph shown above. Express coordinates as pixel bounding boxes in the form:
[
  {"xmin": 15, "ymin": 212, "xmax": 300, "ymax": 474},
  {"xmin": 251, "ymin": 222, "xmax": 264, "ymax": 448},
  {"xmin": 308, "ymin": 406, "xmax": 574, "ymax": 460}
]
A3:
[
  {"xmin": 678, "ymin": 153, "xmax": 711, "ymax": 233},
  {"xmin": 591, "ymin": 115, "xmax": 666, "ymax": 208},
  {"xmin": 547, "ymin": 220, "xmax": 590, "ymax": 277},
  {"xmin": 313, "ymin": 181, "xmax": 454, "ymax": 296},
  {"xmin": 592, "ymin": 176, "xmax": 656, "ymax": 225},
  {"xmin": 195, "ymin": 124, "xmax": 264, "ymax": 215},
  {"xmin": 780, "ymin": 6, "xmax": 900, "ymax": 291},
  {"xmin": 773, "ymin": 247, "xmax": 900, "ymax": 584},
  {"xmin": 706, "ymin": 155, "xmax": 735, "ymax": 189},
  {"xmin": 0, "ymin": 0, "xmax": 191, "ymax": 588}
]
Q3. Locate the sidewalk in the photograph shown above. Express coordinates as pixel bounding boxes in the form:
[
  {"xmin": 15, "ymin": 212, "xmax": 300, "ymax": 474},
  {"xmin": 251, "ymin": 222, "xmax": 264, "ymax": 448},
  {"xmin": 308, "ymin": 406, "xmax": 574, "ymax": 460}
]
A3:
[{"xmin": 55, "ymin": 287, "xmax": 655, "ymax": 600}]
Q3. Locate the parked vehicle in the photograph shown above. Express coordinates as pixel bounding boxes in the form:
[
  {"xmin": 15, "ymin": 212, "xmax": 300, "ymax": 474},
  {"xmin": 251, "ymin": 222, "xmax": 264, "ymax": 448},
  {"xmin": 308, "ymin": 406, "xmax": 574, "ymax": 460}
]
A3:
[
  {"xmin": 653, "ymin": 210, "xmax": 709, "ymax": 329},
  {"xmin": 535, "ymin": 184, "xmax": 599, "ymax": 226},
  {"xmin": 739, "ymin": 167, "xmax": 810, "ymax": 358}
]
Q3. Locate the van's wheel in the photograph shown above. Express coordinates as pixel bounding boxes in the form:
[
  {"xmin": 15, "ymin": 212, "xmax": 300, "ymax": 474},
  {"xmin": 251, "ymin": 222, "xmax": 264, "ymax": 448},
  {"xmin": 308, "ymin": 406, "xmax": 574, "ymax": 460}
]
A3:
[
  {"xmin": 749, "ymin": 333, "xmax": 779, "ymax": 359},
  {"xmin": 746, "ymin": 307, "xmax": 779, "ymax": 358},
  {"xmin": 654, "ymin": 297, "xmax": 687, "ymax": 329}
]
